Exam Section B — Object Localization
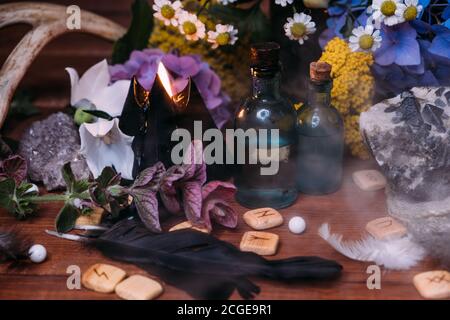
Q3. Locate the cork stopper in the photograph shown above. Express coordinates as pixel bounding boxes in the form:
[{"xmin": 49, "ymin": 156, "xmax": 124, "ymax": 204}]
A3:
[
  {"xmin": 310, "ymin": 61, "xmax": 332, "ymax": 82},
  {"xmin": 250, "ymin": 42, "xmax": 280, "ymax": 72}
]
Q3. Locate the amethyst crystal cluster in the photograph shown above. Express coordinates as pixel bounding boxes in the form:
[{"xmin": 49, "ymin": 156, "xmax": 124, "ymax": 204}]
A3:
[
  {"xmin": 19, "ymin": 112, "xmax": 89, "ymax": 190},
  {"xmin": 360, "ymin": 86, "xmax": 450, "ymax": 264}
]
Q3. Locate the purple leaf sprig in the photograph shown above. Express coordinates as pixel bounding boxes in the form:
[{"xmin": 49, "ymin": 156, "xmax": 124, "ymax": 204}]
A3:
[
  {"xmin": 134, "ymin": 141, "xmax": 238, "ymax": 233},
  {"xmin": 0, "ymin": 155, "xmax": 27, "ymax": 185}
]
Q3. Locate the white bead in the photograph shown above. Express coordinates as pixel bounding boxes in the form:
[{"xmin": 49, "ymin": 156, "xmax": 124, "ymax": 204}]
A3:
[
  {"xmin": 288, "ymin": 216, "xmax": 306, "ymax": 234},
  {"xmin": 29, "ymin": 244, "xmax": 47, "ymax": 263}
]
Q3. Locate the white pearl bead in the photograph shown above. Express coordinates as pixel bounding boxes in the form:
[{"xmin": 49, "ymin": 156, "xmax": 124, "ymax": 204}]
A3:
[
  {"xmin": 29, "ymin": 244, "xmax": 47, "ymax": 263},
  {"xmin": 289, "ymin": 216, "xmax": 306, "ymax": 234}
]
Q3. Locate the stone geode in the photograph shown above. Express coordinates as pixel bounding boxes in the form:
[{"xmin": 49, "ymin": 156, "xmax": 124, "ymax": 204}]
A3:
[
  {"xmin": 360, "ymin": 87, "xmax": 450, "ymax": 264},
  {"xmin": 19, "ymin": 112, "xmax": 90, "ymax": 190}
]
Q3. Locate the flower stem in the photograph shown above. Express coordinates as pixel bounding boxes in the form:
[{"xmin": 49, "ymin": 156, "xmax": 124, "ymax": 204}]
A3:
[
  {"xmin": 27, "ymin": 194, "xmax": 69, "ymax": 203},
  {"xmin": 197, "ymin": 0, "xmax": 211, "ymax": 16}
]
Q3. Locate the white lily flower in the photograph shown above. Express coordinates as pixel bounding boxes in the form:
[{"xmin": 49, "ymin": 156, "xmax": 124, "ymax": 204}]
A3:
[
  {"xmin": 65, "ymin": 60, "xmax": 134, "ymax": 180},
  {"xmin": 79, "ymin": 118, "xmax": 134, "ymax": 180},
  {"xmin": 65, "ymin": 59, "xmax": 130, "ymax": 116}
]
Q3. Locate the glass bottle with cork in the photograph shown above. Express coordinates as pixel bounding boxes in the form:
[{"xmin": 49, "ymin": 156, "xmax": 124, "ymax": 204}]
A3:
[
  {"xmin": 234, "ymin": 42, "xmax": 298, "ymax": 208},
  {"xmin": 296, "ymin": 61, "xmax": 344, "ymax": 194}
]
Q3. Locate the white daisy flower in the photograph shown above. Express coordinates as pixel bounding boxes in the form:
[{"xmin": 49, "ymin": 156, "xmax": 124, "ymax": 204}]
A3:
[
  {"xmin": 217, "ymin": 0, "xmax": 238, "ymax": 5},
  {"xmin": 275, "ymin": 0, "xmax": 294, "ymax": 6},
  {"xmin": 207, "ymin": 24, "xmax": 238, "ymax": 49},
  {"xmin": 283, "ymin": 12, "xmax": 316, "ymax": 45},
  {"xmin": 152, "ymin": 0, "xmax": 183, "ymax": 27},
  {"xmin": 349, "ymin": 24, "xmax": 382, "ymax": 52},
  {"xmin": 178, "ymin": 11, "xmax": 206, "ymax": 41},
  {"xmin": 397, "ymin": 0, "xmax": 423, "ymax": 22},
  {"xmin": 370, "ymin": 0, "xmax": 404, "ymax": 26}
]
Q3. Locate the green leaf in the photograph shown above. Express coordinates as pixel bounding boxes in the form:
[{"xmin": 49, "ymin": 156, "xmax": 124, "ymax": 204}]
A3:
[
  {"xmin": 0, "ymin": 179, "xmax": 37, "ymax": 219},
  {"xmin": 111, "ymin": 0, "xmax": 153, "ymax": 64},
  {"xmin": 82, "ymin": 109, "xmax": 113, "ymax": 121},
  {"xmin": 208, "ymin": 3, "xmax": 271, "ymax": 42},
  {"xmin": 97, "ymin": 166, "xmax": 119, "ymax": 187},
  {"xmin": 72, "ymin": 179, "xmax": 91, "ymax": 194},
  {"xmin": 0, "ymin": 178, "xmax": 16, "ymax": 212},
  {"xmin": 62, "ymin": 163, "xmax": 75, "ymax": 192},
  {"xmin": 341, "ymin": 15, "xmax": 355, "ymax": 39},
  {"xmin": 55, "ymin": 204, "xmax": 79, "ymax": 233}
]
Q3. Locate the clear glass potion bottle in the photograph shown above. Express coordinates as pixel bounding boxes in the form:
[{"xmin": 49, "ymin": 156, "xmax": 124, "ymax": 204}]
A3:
[
  {"xmin": 234, "ymin": 42, "xmax": 298, "ymax": 209},
  {"xmin": 296, "ymin": 61, "xmax": 344, "ymax": 194}
]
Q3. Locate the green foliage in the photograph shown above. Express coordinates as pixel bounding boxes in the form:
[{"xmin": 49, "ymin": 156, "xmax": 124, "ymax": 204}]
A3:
[
  {"xmin": 81, "ymin": 109, "xmax": 114, "ymax": 121},
  {"xmin": 55, "ymin": 204, "xmax": 79, "ymax": 233},
  {"xmin": 0, "ymin": 179, "xmax": 37, "ymax": 220},
  {"xmin": 111, "ymin": 0, "xmax": 154, "ymax": 64},
  {"xmin": 208, "ymin": 2, "xmax": 272, "ymax": 42}
]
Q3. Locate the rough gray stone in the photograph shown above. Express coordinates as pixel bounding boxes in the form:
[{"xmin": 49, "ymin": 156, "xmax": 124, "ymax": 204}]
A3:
[
  {"xmin": 19, "ymin": 112, "xmax": 90, "ymax": 190},
  {"xmin": 360, "ymin": 87, "xmax": 450, "ymax": 264}
]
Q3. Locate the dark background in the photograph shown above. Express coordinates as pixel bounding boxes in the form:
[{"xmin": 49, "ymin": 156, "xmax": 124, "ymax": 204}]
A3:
[{"xmin": 0, "ymin": 0, "xmax": 135, "ymax": 100}]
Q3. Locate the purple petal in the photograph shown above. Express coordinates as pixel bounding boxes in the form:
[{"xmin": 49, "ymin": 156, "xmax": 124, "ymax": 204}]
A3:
[
  {"xmin": 0, "ymin": 155, "xmax": 27, "ymax": 184},
  {"xmin": 429, "ymin": 32, "xmax": 450, "ymax": 60},
  {"xmin": 395, "ymin": 37, "xmax": 421, "ymax": 66},
  {"xmin": 182, "ymin": 181, "xmax": 203, "ymax": 225},
  {"xmin": 201, "ymin": 181, "xmax": 237, "ymax": 230},
  {"xmin": 132, "ymin": 189, "xmax": 161, "ymax": 232},
  {"xmin": 133, "ymin": 162, "xmax": 165, "ymax": 189},
  {"xmin": 159, "ymin": 165, "xmax": 185, "ymax": 214},
  {"xmin": 161, "ymin": 54, "xmax": 200, "ymax": 78},
  {"xmin": 374, "ymin": 41, "xmax": 397, "ymax": 66}
]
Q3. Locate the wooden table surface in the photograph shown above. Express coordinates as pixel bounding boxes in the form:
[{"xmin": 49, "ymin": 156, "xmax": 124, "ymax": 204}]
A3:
[{"xmin": 0, "ymin": 133, "xmax": 440, "ymax": 299}]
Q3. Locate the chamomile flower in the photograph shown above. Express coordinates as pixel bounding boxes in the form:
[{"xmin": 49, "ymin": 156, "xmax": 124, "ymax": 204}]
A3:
[
  {"xmin": 275, "ymin": 0, "xmax": 294, "ymax": 6},
  {"xmin": 349, "ymin": 24, "xmax": 382, "ymax": 52},
  {"xmin": 207, "ymin": 24, "xmax": 238, "ymax": 49},
  {"xmin": 152, "ymin": 0, "xmax": 183, "ymax": 27},
  {"xmin": 217, "ymin": 0, "xmax": 238, "ymax": 4},
  {"xmin": 370, "ymin": 0, "xmax": 404, "ymax": 26},
  {"xmin": 283, "ymin": 13, "xmax": 316, "ymax": 45},
  {"xmin": 397, "ymin": 0, "xmax": 423, "ymax": 22},
  {"xmin": 178, "ymin": 11, "xmax": 206, "ymax": 41}
]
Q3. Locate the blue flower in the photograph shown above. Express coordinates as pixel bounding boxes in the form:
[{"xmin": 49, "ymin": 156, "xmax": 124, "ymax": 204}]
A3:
[
  {"xmin": 429, "ymin": 24, "xmax": 450, "ymax": 59},
  {"xmin": 374, "ymin": 23, "xmax": 421, "ymax": 66},
  {"xmin": 442, "ymin": 1, "xmax": 450, "ymax": 28}
]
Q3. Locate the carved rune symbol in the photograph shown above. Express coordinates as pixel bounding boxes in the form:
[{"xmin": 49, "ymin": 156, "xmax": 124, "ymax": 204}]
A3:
[
  {"xmin": 249, "ymin": 235, "xmax": 270, "ymax": 246},
  {"xmin": 427, "ymin": 274, "xmax": 450, "ymax": 284},
  {"xmin": 257, "ymin": 210, "xmax": 274, "ymax": 218},
  {"xmin": 375, "ymin": 219, "xmax": 393, "ymax": 228},
  {"xmin": 93, "ymin": 268, "xmax": 109, "ymax": 280}
]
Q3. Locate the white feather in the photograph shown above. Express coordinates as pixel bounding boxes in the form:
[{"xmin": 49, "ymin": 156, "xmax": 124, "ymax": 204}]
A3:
[{"xmin": 318, "ymin": 223, "xmax": 426, "ymax": 270}]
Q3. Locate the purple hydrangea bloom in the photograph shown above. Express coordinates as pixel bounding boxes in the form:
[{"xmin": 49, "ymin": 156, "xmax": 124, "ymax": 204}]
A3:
[
  {"xmin": 374, "ymin": 23, "xmax": 421, "ymax": 66},
  {"xmin": 109, "ymin": 49, "xmax": 232, "ymax": 129}
]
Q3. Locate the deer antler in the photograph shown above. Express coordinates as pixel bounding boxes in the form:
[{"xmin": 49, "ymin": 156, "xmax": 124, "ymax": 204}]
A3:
[{"xmin": 0, "ymin": 2, "xmax": 126, "ymax": 128}]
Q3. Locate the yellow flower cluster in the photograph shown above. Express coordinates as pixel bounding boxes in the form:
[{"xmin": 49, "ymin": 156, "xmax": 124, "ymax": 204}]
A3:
[
  {"xmin": 149, "ymin": 20, "xmax": 250, "ymax": 104},
  {"xmin": 319, "ymin": 37, "xmax": 375, "ymax": 159}
]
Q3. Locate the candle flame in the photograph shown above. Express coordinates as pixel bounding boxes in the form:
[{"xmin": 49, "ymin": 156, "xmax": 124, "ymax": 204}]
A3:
[{"xmin": 157, "ymin": 62, "xmax": 175, "ymax": 98}]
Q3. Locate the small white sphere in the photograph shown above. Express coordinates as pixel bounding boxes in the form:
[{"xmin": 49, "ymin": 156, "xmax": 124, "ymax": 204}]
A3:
[
  {"xmin": 289, "ymin": 216, "xmax": 306, "ymax": 234},
  {"xmin": 28, "ymin": 244, "xmax": 47, "ymax": 263}
]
